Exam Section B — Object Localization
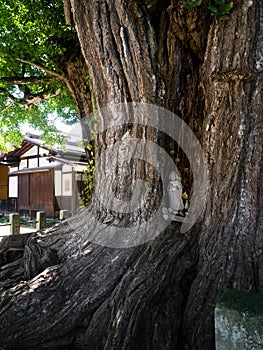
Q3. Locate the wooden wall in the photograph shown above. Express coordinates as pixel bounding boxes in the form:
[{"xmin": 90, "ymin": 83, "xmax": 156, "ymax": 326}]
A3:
[
  {"xmin": 18, "ymin": 174, "xmax": 30, "ymax": 207},
  {"xmin": 16, "ymin": 170, "xmax": 84, "ymax": 216},
  {"xmin": 18, "ymin": 171, "xmax": 54, "ymax": 214}
]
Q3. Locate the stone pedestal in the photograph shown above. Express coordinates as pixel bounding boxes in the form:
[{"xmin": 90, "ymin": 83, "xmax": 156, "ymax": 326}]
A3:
[
  {"xmin": 59, "ymin": 210, "xmax": 70, "ymax": 221},
  {"xmin": 10, "ymin": 213, "xmax": 20, "ymax": 235},
  {"xmin": 215, "ymin": 289, "xmax": 263, "ymax": 350}
]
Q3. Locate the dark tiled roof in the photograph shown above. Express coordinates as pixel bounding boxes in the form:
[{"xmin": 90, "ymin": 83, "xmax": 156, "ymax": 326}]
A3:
[{"xmin": 0, "ymin": 133, "xmax": 87, "ymax": 165}]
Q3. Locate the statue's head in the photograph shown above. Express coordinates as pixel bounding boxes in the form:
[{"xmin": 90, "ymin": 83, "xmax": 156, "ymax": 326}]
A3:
[{"xmin": 169, "ymin": 171, "xmax": 177, "ymax": 181}]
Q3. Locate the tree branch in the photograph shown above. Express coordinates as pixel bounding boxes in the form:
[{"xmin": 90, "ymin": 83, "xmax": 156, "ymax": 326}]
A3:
[
  {"xmin": 15, "ymin": 57, "xmax": 66, "ymax": 82},
  {"xmin": 24, "ymin": 88, "xmax": 61, "ymax": 107},
  {"xmin": 0, "ymin": 87, "xmax": 17, "ymax": 103},
  {"xmin": 0, "ymin": 76, "xmax": 55, "ymax": 85},
  {"xmin": 0, "ymin": 101, "xmax": 15, "ymax": 114},
  {"xmin": 64, "ymin": 0, "xmax": 73, "ymax": 25},
  {"xmin": 0, "ymin": 86, "xmax": 61, "ymax": 108}
]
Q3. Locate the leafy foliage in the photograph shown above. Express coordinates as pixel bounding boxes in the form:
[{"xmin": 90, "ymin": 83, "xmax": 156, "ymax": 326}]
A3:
[
  {"xmin": 77, "ymin": 82, "xmax": 98, "ymax": 209},
  {"xmin": 207, "ymin": 0, "xmax": 233, "ymax": 15},
  {"xmin": 183, "ymin": 0, "xmax": 202, "ymax": 9},
  {"xmin": 0, "ymin": 0, "xmax": 79, "ymax": 150},
  {"xmin": 183, "ymin": 0, "xmax": 234, "ymax": 15},
  {"xmin": 78, "ymin": 152, "xmax": 96, "ymax": 208}
]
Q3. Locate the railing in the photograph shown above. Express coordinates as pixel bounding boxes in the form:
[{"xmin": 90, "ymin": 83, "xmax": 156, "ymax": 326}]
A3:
[{"xmin": 0, "ymin": 210, "xmax": 70, "ymax": 235}]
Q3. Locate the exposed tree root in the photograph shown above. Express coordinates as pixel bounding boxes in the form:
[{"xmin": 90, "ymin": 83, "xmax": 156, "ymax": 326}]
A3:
[{"xmin": 0, "ymin": 208, "xmax": 197, "ymax": 349}]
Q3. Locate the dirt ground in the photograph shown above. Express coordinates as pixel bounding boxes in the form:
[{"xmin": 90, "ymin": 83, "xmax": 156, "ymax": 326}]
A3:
[{"xmin": 0, "ymin": 225, "xmax": 36, "ymax": 236}]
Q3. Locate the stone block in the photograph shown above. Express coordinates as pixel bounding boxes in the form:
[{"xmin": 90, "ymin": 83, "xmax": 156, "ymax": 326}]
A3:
[
  {"xmin": 9, "ymin": 213, "xmax": 20, "ymax": 235},
  {"xmin": 215, "ymin": 289, "xmax": 263, "ymax": 350},
  {"xmin": 59, "ymin": 210, "xmax": 70, "ymax": 221},
  {"xmin": 36, "ymin": 211, "xmax": 46, "ymax": 231}
]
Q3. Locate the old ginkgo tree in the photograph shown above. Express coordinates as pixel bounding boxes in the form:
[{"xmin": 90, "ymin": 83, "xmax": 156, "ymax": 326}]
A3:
[{"xmin": 0, "ymin": 1, "xmax": 262, "ymax": 350}]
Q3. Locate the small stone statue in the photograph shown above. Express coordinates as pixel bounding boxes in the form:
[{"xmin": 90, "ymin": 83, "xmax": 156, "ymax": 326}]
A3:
[{"xmin": 167, "ymin": 171, "xmax": 184, "ymax": 215}]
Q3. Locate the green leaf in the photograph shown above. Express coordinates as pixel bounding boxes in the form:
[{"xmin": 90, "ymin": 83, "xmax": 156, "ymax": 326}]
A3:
[
  {"xmin": 183, "ymin": 0, "xmax": 202, "ymax": 9},
  {"xmin": 219, "ymin": 2, "xmax": 234, "ymax": 14},
  {"xmin": 208, "ymin": 1, "xmax": 233, "ymax": 15},
  {"xmin": 208, "ymin": 4, "xmax": 219, "ymax": 13}
]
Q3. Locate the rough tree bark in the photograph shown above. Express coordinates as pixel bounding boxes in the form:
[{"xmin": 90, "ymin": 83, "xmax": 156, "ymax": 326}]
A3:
[
  {"xmin": 63, "ymin": 53, "xmax": 93, "ymax": 120},
  {"xmin": 0, "ymin": 1, "xmax": 262, "ymax": 349}
]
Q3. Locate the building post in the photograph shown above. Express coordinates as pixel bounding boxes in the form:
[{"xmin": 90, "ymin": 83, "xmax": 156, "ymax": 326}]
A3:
[
  {"xmin": 36, "ymin": 211, "xmax": 46, "ymax": 231},
  {"xmin": 10, "ymin": 213, "xmax": 20, "ymax": 235}
]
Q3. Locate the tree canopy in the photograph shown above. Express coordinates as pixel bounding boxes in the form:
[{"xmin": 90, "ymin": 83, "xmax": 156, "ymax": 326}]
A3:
[{"xmin": 0, "ymin": 0, "xmax": 79, "ymax": 151}]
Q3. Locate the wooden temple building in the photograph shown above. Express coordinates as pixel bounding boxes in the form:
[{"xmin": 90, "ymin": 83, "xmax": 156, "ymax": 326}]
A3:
[{"xmin": 0, "ymin": 134, "xmax": 88, "ymax": 218}]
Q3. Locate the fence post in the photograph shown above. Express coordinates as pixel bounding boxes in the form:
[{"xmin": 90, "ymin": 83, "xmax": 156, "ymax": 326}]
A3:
[
  {"xmin": 59, "ymin": 210, "xmax": 70, "ymax": 221},
  {"xmin": 36, "ymin": 211, "xmax": 46, "ymax": 231},
  {"xmin": 10, "ymin": 213, "xmax": 20, "ymax": 235}
]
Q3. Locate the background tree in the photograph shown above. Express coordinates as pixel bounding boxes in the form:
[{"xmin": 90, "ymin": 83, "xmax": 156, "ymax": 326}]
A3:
[
  {"xmin": 0, "ymin": 0, "xmax": 91, "ymax": 150},
  {"xmin": 0, "ymin": 1, "xmax": 262, "ymax": 350}
]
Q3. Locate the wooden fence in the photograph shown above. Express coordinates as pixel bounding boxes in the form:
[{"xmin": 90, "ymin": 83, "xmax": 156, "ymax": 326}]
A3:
[{"xmin": 0, "ymin": 210, "xmax": 70, "ymax": 235}]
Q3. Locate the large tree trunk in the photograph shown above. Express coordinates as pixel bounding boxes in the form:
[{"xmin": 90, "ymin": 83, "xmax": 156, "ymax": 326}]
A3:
[
  {"xmin": 182, "ymin": 2, "xmax": 263, "ymax": 347},
  {"xmin": 0, "ymin": 1, "xmax": 262, "ymax": 349}
]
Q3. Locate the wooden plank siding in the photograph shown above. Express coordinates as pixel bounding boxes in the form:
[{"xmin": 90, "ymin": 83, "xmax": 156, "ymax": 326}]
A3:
[
  {"xmin": 18, "ymin": 171, "xmax": 55, "ymax": 215},
  {"xmin": 29, "ymin": 171, "xmax": 54, "ymax": 213},
  {"xmin": 18, "ymin": 174, "xmax": 30, "ymax": 207}
]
